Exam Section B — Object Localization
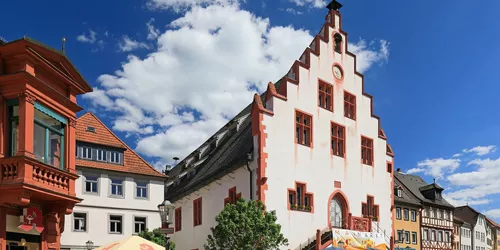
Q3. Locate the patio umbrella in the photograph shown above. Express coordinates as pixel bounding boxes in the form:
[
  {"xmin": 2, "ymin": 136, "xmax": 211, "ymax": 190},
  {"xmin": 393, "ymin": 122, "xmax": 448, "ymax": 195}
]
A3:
[{"xmin": 94, "ymin": 235, "xmax": 164, "ymax": 250}]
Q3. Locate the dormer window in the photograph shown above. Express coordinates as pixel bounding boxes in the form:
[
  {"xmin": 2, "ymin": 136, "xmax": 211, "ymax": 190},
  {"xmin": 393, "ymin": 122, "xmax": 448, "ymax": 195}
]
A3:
[
  {"xmin": 436, "ymin": 191, "xmax": 442, "ymax": 200},
  {"xmin": 396, "ymin": 187, "xmax": 402, "ymax": 198},
  {"xmin": 86, "ymin": 126, "xmax": 96, "ymax": 133}
]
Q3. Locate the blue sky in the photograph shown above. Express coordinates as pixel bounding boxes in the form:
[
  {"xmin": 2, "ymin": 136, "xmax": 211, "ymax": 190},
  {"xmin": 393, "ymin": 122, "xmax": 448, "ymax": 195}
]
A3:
[{"xmin": 3, "ymin": 0, "xmax": 500, "ymax": 219}]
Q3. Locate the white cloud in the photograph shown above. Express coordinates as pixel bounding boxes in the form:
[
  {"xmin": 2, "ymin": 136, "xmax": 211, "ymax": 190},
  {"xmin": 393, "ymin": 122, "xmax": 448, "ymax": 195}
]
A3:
[
  {"xmin": 289, "ymin": 0, "xmax": 326, "ymax": 8},
  {"xmin": 82, "ymin": 88, "xmax": 114, "ymax": 108},
  {"xmin": 281, "ymin": 8, "xmax": 303, "ymax": 15},
  {"xmin": 118, "ymin": 36, "xmax": 150, "ymax": 52},
  {"xmin": 86, "ymin": 3, "xmax": 390, "ymax": 164},
  {"xmin": 452, "ymin": 153, "xmax": 462, "ymax": 158},
  {"xmin": 444, "ymin": 194, "xmax": 491, "ymax": 207},
  {"xmin": 77, "ymin": 29, "xmax": 98, "ymax": 44},
  {"xmin": 348, "ymin": 39, "xmax": 390, "ymax": 73},
  {"xmin": 147, "ymin": 18, "xmax": 161, "ymax": 40},
  {"xmin": 408, "ymin": 157, "xmax": 460, "ymax": 179},
  {"xmin": 463, "ymin": 145, "xmax": 496, "ymax": 156},
  {"xmin": 147, "ymin": 0, "xmax": 238, "ymax": 11},
  {"xmin": 485, "ymin": 209, "xmax": 500, "ymax": 219}
]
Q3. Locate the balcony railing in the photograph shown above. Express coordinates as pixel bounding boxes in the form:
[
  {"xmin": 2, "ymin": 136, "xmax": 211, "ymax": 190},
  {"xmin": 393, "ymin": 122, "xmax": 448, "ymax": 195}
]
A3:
[{"xmin": 0, "ymin": 156, "xmax": 77, "ymax": 194}]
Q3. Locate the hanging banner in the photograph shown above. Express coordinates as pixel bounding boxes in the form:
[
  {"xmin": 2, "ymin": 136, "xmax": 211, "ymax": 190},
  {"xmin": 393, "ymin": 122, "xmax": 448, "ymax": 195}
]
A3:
[
  {"xmin": 327, "ymin": 229, "xmax": 387, "ymax": 250},
  {"xmin": 18, "ymin": 205, "xmax": 44, "ymax": 233}
]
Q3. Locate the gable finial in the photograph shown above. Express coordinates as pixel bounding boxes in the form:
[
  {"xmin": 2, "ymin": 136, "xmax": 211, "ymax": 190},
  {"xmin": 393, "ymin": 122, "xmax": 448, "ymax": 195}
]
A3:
[
  {"xmin": 433, "ymin": 178, "xmax": 436, "ymax": 184},
  {"xmin": 61, "ymin": 37, "xmax": 66, "ymax": 53},
  {"xmin": 326, "ymin": 0, "xmax": 343, "ymax": 11}
]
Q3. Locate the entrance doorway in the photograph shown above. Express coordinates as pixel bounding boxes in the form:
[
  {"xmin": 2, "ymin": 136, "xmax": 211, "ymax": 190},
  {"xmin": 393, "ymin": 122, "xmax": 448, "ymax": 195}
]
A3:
[{"xmin": 6, "ymin": 232, "xmax": 40, "ymax": 250}]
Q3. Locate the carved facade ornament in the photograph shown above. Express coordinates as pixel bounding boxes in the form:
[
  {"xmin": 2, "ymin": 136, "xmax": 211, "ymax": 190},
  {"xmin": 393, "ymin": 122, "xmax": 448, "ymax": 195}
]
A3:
[
  {"xmin": 18, "ymin": 92, "xmax": 36, "ymax": 104},
  {"xmin": 69, "ymin": 119, "xmax": 77, "ymax": 128}
]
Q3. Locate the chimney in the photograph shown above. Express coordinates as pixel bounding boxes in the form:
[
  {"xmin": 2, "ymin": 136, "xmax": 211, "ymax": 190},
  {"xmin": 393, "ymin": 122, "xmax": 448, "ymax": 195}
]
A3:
[{"xmin": 396, "ymin": 168, "xmax": 401, "ymax": 173}]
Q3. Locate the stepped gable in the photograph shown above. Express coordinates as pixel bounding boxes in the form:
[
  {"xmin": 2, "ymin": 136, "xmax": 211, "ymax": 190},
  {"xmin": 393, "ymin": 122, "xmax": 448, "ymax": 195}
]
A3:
[
  {"xmin": 76, "ymin": 112, "xmax": 165, "ymax": 178},
  {"xmin": 166, "ymin": 7, "xmax": 395, "ymax": 200},
  {"xmin": 395, "ymin": 172, "xmax": 454, "ymax": 208}
]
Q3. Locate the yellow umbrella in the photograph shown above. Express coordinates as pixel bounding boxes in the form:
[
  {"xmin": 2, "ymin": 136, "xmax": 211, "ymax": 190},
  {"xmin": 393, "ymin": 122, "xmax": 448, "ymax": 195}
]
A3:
[{"xmin": 94, "ymin": 235, "xmax": 164, "ymax": 250}]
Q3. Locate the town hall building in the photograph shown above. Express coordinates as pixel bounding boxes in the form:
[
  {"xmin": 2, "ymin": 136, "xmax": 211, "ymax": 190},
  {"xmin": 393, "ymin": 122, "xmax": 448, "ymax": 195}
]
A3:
[{"xmin": 164, "ymin": 1, "xmax": 396, "ymax": 249}]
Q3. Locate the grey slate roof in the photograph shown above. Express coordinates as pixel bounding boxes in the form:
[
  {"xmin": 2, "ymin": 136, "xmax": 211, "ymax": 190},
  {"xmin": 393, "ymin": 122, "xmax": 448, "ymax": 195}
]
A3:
[
  {"xmin": 454, "ymin": 205, "xmax": 480, "ymax": 226},
  {"xmin": 395, "ymin": 172, "xmax": 454, "ymax": 209},
  {"xmin": 164, "ymin": 78, "xmax": 285, "ymax": 202},
  {"xmin": 394, "ymin": 176, "xmax": 421, "ymax": 207}
]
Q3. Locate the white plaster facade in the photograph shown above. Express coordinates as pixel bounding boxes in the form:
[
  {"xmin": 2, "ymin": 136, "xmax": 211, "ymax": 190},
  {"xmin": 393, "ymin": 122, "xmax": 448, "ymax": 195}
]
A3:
[
  {"xmin": 474, "ymin": 216, "xmax": 488, "ymax": 250},
  {"xmin": 167, "ymin": 8, "xmax": 394, "ymax": 250},
  {"xmin": 461, "ymin": 225, "xmax": 472, "ymax": 250},
  {"xmin": 60, "ymin": 169, "xmax": 165, "ymax": 249}
]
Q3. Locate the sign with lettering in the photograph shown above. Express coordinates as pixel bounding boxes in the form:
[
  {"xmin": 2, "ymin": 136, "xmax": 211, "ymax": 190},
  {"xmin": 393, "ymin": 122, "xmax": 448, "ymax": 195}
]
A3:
[
  {"xmin": 329, "ymin": 229, "xmax": 387, "ymax": 250},
  {"xmin": 18, "ymin": 206, "xmax": 44, "ymax": 233}
]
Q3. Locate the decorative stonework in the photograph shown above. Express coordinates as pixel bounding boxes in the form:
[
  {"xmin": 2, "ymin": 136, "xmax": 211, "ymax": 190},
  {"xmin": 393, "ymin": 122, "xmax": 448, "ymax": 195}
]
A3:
[
  {"xmin": 18, "ymin": 92, "xmax": 36, "ymax": 104},
  {"xmin": 69, "ymin": 119, "xmax": 77, "ymax": 128}
]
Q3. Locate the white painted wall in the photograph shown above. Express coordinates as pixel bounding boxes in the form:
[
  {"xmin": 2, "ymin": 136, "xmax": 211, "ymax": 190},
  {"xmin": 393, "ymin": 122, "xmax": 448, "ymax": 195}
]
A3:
[
  {"xmin": 261, "ymin": 11, "xmax": 393, "ymax": 249},
  {"xmin": 169, "ymin": 167, "xmax": 252, "ymax": 250},
  {"xmin": 60, "ymin": 168, "xmax": 164, "ymax": 249},
  {"xmin": 461, "ymin": 226, "xmax": 472, "ymax": 250},
  {"xmin": 474, "ymin": 216, "xmax": 488, "ymax": 250}
]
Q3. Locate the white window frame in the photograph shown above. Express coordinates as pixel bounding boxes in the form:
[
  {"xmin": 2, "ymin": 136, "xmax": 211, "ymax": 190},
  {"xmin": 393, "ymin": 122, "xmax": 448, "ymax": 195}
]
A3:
[
  {"xmin": 73, "ymin": 212, "xmax": 87, "ymax": 232},
  {"xmin": 405, "ymin": 231, "xmax": 410, "ymax": 244},
  {"xmin": 403, "ymin": 208, "xmax": 409, "ymax": 221},
  {"xmin": 110, "ymin": 178, "xmax": 124, "ymax": 198},
  {"xmin": 135, "ymin": 181, "xmax": 148, "ymax": 199},
  {"xmin": 79, "ymin": 146, "xmax": 93, "ymax": 160},
  {"xmin": 397, "ymin": 188, "xmax": 402, "ymax": 197},
  {"xmin": 109, "ymin": 214, "xmax": 123, "ymax": 234},
  {"xmin": 109, "ymin": 151, "xmax": 121, "ymax": 164},
  {"xmin": 96, "ymin": 148, "xmax": 107, "ymax": 162},
  {"xmin": 423, "ymin": 229, "xmax": 428, "ymax": 240},
  {"xmin": 412, "ymin": 232, "xmax": 417, "ymax": 244},
  {"xmin": 83, "ymin": 175, "xmax": 99, "ymax": 194},
  {"xmin": 411, "ymin": 209, "xmax": 417, "ymax": 222},
  {"xmin": 134, "ymin": 216, "xmax": 147, "ymax": 234},
  {"xmin": 396, "ymin": 207, "xmax": 401, "ymax": 220}
]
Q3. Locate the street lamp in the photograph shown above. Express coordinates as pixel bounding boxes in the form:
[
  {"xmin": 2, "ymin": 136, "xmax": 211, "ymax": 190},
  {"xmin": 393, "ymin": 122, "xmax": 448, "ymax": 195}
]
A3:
[
  {"xmin": 85, "ymin": 240, "xmax": 94, "ymax": 250},
  {"xmin": 158, "ymin": 200, "xmax": 175, "ymax": 250}
]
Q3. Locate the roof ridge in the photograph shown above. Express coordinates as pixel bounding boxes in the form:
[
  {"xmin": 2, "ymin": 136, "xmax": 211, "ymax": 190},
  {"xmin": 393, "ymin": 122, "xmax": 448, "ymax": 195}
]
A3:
[{"xmin": 79, "ymin": 112, "xmax": 165, "ymax": 178}]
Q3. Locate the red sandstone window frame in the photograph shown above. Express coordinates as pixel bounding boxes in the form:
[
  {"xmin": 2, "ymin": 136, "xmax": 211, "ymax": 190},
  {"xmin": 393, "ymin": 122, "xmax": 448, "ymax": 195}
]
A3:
[
  {"xmin": 224, "ymin": 186, "xmax": 242, "ymax": 207},
  {"xmin": 174, "ymin": 207, "xmax": 182, "ymax": 232},
  {"xmin": 361, "ymin": 136, "xmax": 374, "ymax": 166},
  {"xmin": 361, "ymin": 195, "xmax": 379, "ymax": 221},
  {"xmin": 318, "ymin": 79, "xmax": 333, "ymax": 111},
  {"xmin": 295, "ymin": 110, "xmax": 313, "ymax": 147},
  {"xmin": 193, "ymin": 197, "xmax": 202, "ymax": 227},
  {"xmin": 287, "ymin": 182, "xmax": 314, "ymax": 213},
  {"xmin": 387, "ymin": 162, "xmax": 393, "ymax": 173},
  {"xmin": 344, "ymin": 91, "xmax": 356, "ymax": 120},
  {"xmin": 331, "ymin": 122, "xmax": 345, "ymax": 158}
]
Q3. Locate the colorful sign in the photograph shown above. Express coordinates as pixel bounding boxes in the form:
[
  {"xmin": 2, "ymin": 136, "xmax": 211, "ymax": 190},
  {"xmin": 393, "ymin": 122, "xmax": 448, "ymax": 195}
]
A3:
[
  {"xmin": 329, "ymin": 229, "xmax": 387, "ymax": 250},
  {"xmin": 18, "ymin": 206, "xmax": 44, "ymax": 233}
]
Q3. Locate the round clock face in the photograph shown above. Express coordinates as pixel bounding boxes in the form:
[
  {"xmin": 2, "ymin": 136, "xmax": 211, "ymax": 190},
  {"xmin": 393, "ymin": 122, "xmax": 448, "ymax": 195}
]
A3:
[{"xmin": 333, "ymin": 65, "xmax": 343, "ymax": 80}]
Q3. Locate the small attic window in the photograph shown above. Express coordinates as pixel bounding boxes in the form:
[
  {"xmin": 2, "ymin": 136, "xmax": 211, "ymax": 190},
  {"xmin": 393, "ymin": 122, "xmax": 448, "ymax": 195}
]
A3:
[
  {"xmin": 395, "ymin": 187, "xmax": 402, "ymax": 198},
  {"xmin": 86, "ymin": 126, "xmax": 96, "ymax": 133}
]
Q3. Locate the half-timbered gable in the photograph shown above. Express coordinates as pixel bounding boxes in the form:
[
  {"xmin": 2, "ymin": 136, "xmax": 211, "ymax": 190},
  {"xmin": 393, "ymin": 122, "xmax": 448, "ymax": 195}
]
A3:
[
  {"xmin": 164, "ymin": 1, "xmax": 395, "ymax": 249},
  {"xmin": 395, "ymin": 171, "xmax": 454, "ymax": 250}
]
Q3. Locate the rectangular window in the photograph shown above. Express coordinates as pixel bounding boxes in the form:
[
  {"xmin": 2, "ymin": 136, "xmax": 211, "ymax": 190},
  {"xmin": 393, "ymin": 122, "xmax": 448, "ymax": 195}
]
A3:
[
  {"xmin": 9, "ymin": 105, "xmax": 19, "ymax": 157},
  {"xmin": 331, "ymin": 123, "xmax": 345, "ymax": 157},
  {"xmin": 295, "ymin": 111, "xmax": 312, "ymax": 147},
  {"xmin": 423, "ymin": 229, "xmax": 428, "ymax": 240},
  {"xmin": 412, "ymin": 232, "xmax": 417, "ymax": 244},
  {"xmin": 387, "ymin": 162, "xmax": 393, "ymax": 173},
  {"xmin": 109, "ymin": 215, "xmax": 122, "ymax": 234},
  {"xmin": 396, "ymin": 207, "xmax": 401, "ymax": 220},
  {"xmin": 361, "ymin": 136, "xmax": 373, "ymax": 166},
  {"xmin": 79, "ymin": 146, "xmax": 92, "ymax": 160},
  {"xmin": 109, "ymin": 151, "xmax": 122, "ymax": 164},
  {"xmin": 438, "ymin": 231, "xmax": 443, "ymax": 242},
  {"xmin": 431, "ymin": 230, "xmax": 436, "ymax": 241},
  {"xmin": 397, "ymin": 230, "xmax": 403, "ymax": 242},
  {"xmin": 136, "ymin": 181, "xmax": 148, "ymax": 199},
  {"xmin": 33, "ymin": 108, "xmax": 66, "ymax": 169},
  {"xmin": 193, "ymin": 198, "xmax": 202, "ymax": 226},
  {"xmin": 344, "ymin": 91, "xmax": 356, "ymax": 120},
  {"xmin": 288, "ymin": 190, "xmax": 296, "ymax": 206},
  {"xmin": 73, "ymin": 213, "xmax": 87, "ymax": 232},
  {"xmin": 97, "ymin": 149, "xmax": 107, "ymax": 162},
  {"xmin": 405, "ymin": 231, "xmax": 410, "ymax": 244},
  {"xmin": 134, "ymin": 217, "xmax": 146, "ymax": 234},
  {"xmin": 403, "ymin": 208, "xmax": 409, "ymax": 221},
  {"xmin": 318, "ymin": 80, "xmax": 333, "ymax": 111},
  {"xmin": 445, "ymin": 232, "xmax": 450, "ymax": 242},
  {"xmin": 411, "ymin": 209, "xmax": 417, "ymax": 222},
  {"xmin": 110, "ymin": 178, "xmax": 124, "ymax": 197},
  {"xmin": 84, "ymin": 175, "xmax": 99, "ymax": 194},
  {"xmin": 175, "ymin": 208, "xmax": 182, "ymax": 232}
]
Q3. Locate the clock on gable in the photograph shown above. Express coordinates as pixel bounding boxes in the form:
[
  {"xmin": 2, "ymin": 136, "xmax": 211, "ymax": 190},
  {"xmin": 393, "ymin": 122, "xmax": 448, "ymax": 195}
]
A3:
[{"xmin": 333, "ymin": 65, "xmax": 343, "ymax": 80}]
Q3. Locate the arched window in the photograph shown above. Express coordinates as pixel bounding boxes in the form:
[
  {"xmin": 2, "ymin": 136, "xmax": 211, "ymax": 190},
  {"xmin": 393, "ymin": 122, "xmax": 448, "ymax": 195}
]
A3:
[
  {"xmin": 334, "ymin": 33, "xmax": 342, "ymax": 53},
  {"xmin": 329, "ymin": 194, "xmax": 347, "ymax": 228}
]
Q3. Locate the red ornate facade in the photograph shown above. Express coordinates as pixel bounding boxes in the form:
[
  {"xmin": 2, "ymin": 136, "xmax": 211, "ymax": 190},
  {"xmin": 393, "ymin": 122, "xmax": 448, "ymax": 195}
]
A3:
[{"xmin": 0, "ymin": 37, "xmax": 92, "ymax": 250}]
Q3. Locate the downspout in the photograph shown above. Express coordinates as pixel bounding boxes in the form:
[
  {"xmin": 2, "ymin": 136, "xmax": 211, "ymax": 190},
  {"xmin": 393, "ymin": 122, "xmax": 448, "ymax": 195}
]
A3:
[{"xmin": 245, "ymin": 152, "xmax": 253, "ymax": 200}]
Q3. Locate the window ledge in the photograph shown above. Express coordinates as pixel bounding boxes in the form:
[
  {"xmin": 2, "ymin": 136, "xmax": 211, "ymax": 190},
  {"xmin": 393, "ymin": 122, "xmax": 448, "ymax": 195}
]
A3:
[
  {"xmin": 290, "ymin": 206, "xmax": 313, "ymax": 213},
  {"xmin": 109, "ymin": 195, "xmax": 125, "ymax": 199}
]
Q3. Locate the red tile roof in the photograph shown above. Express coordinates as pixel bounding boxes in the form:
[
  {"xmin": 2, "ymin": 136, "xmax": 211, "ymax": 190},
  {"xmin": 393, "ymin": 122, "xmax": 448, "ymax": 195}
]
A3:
[
  {"xmin": 76, "ymin": 112, "xmax": 166, "ymax": 178},
  {"xmin": 486, "ymin": 216, "xmax": 500, "ymax": 228}
]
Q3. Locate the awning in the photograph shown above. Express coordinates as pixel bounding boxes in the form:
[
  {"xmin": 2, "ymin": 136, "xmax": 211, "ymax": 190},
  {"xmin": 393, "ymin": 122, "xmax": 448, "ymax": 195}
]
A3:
[
  {"xmin": 329, "ymin": 229, "xmax": 387, "ymax": 250},
  {"xmin": 95, "ymin": 235, "xmax": 164, "ymax": 250}
]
